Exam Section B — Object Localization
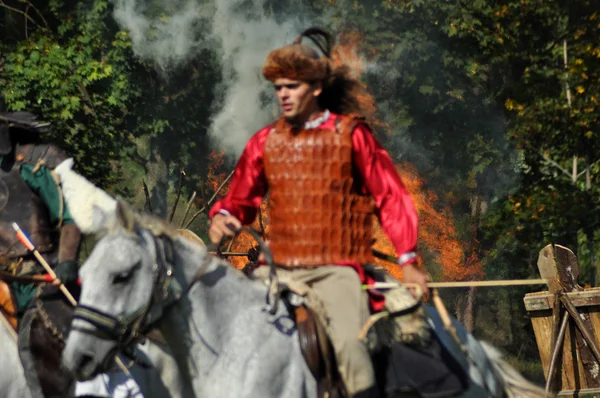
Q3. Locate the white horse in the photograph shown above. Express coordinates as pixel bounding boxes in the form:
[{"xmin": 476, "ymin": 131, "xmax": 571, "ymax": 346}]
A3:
[
  {"xmin": 0, "ymin": 315, "xmax": 32, "ymax": 398},
  {"xmin": 57, "ymin": 159, "xmax": 547, "ymax": 398},
  {"xmin": 0, "ymin": 160, "xmax": 185, "ymax": 398}
]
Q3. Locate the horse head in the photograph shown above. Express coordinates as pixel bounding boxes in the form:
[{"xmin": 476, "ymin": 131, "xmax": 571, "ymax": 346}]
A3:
[
  {"xmin": 62, "ymin": 201, "xmax": 171, "ymax": 379},
  {"xmin": 57, "ymin": 159, "xmax": 191, "ymax": 381}
]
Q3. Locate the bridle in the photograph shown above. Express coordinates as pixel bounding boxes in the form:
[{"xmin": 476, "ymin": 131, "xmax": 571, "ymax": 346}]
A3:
[
  {"xmin": 70, "ymin": 226, "xmax": 277, "ymax": 353},
  {"xmin": 71, "ymin": 232, "xmax": 182, "ymax": 348}
]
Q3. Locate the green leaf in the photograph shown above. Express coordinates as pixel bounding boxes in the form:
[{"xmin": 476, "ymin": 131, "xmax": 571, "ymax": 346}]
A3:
[{"xmin": 418, "ymin": 85, "xmax": 434, "ymax": 95}]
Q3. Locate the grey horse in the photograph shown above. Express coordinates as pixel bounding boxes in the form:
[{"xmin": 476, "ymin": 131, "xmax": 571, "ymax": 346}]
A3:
[
  {"xmin": 56, "ymin": 159, "xmax": 546, "ymax": 398},
  {"xmin": 0, "ymin": 162, "xmax": 185, "ymax": 398},
  {"xmin": 61, "ymin": 203, "xmax": 547, "ymax": 397},
  {"xmin": 0, "ymin": 315, "xmax": 32, "ymax": 398},
  {"xmin": 63, "ymin": 208, "xmax": 313, "ymax": 397}
]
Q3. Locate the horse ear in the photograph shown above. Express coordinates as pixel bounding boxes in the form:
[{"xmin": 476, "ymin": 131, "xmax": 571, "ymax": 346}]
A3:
[
  {"xmin": 116, "ymin": 199, "xmax": 136, "ymax": 232},
  {"xmin": 91, "ymin": 204, "xmax": 114, "ymax": 234},
  {"xmin": 55, "ymin": 157, "xmax": 118, "ymax": 235}
]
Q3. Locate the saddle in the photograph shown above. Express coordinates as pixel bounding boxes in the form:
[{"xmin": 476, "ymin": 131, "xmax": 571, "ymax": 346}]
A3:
[
  {"xmin": 286, "ymin": 266, "xmax": 467, "ymax": 398},
  {"xmin": 19, "ymin": 284, "xmax": 77, "ymax": 398},
  {"xmin": 293, "ymin": 303, "xmax": 345, "ymax": 398},
  {"xmin": 0, "ymin": 279, "xmax": 18, "ymax": 330}
]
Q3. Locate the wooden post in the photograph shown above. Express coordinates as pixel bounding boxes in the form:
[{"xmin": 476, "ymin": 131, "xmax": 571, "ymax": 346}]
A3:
[
  {"xmin": 555, "ymin": 245, "xmax": 600, "ymax": 388},
  {"xmin": 524, "ymin": 244, "xmax": 600, "ymax": 396}
]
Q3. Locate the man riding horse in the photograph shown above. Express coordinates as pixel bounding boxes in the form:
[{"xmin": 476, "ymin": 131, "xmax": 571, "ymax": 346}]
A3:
[
  {"xmin": 0, "ymin": 108, "xmax": 162, "ymax": 398},
  {"xmin": 0, "ymin": 110, "xmax": 81, "ymax": 320},
  {"xmin": 0, "ymin": 106, "xmax": 82, "ymax": 396},
  {"xmin": 208, "ymin": 27, "xmax": 429, "ymax": 398}
]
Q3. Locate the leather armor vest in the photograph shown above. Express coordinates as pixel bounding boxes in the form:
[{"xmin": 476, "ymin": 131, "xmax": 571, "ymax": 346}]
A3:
[
  {"xmin": 263, "ymin": 114, "xmax": 374, "ymax": 267},
  {"xmin": 0, "ymin": 144, "xmax": 65, "ymax": 258}
]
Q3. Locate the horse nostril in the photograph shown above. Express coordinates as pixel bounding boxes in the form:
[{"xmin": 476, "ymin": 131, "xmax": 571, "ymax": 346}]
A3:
[{"xmin": 76, "ymin": 353, "xmax": 95, "ymax": 373}]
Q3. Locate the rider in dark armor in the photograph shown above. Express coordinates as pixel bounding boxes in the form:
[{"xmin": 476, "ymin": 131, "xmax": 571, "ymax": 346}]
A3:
[
  {"xmin": 0, "ymin": 110, "xmax": 81, "ymax": 319},
  {"xmin": 0, "ymin": 106, "xmax": 82, "ymax": 397}
]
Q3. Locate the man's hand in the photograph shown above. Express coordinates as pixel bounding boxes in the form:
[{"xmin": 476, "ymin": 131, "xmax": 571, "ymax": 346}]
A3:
[
  {"xmin": 208, "ymin": 213, "xmax": 242, "ymax": 244},
  {"xmin": 52, "ymin": 259, "xmax": 78, "ymax": 287},
  {"xmin": 402, "ymin": 263, "xmax": 430, "ymax": 299}
]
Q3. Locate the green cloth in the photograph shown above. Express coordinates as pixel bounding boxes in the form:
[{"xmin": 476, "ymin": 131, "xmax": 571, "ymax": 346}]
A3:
[
  {"xmin": 11, "ymin": 281, "xmax": 38, "ymax": 319},
  {"xmin": 20, "ymin": 162, "xmax": 74, "ymax": 226},
  {"xmin": 0, "ymin": 156, "xmax": 75, "ymax": 322}
]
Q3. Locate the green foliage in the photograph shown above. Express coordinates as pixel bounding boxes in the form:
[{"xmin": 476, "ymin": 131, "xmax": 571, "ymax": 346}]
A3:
[
  {"xmin": 1, "ymin": 0, "xmax": 219, "ymax": 195},
  {"xmin": 447, "ymin": 1, "xmax": 600, "ymax": 278},
  {"xmin": 1, "ymin": 0, "xmax": 138, "ymax": 184}
]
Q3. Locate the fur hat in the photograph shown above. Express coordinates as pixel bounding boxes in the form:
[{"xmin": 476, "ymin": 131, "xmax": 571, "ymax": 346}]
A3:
[{"xmin": 262, "ymin": 28, "xmax": 332, "ymax": 82}]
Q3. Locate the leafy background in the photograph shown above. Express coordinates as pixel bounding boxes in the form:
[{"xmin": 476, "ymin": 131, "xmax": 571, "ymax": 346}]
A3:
[{"xmin": 2, "ymin": 0, "xmax": 600, "ymax": 382}]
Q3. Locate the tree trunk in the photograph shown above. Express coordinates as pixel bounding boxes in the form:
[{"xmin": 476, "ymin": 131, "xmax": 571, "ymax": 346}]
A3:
[
  {"xmin": 463, "ymin": 286, "xmax": 476, "ymax": 332},
  {"xmin": 588, "ymin": 229, "xmax": 596, "ymax": 287},
  {"xmin": 146, "ymin": 148, "xmax": 168, "ymax": 218},
  {"xmin": 134, "ymin": 135, "xmax": 169, "ymax": 218},
  {"xmin": 586, "ymin": 154, "xmax": 595, "ymax": 286},
  {"xmin": 459, "ymin": 194, "xmax": 486, "ymax": 332},
  {"xmin": 455, "ymin": 294, "xmax": 464, "ymax": 324}
]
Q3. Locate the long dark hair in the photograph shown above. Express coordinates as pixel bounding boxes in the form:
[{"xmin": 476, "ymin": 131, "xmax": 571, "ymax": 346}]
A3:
[{"xmin": 295, "ymin": 28, "xmax": 376, "ymax": 118}]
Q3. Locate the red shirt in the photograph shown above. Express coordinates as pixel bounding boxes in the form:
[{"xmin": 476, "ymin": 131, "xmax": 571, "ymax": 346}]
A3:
[{"xmin": 210, "ymin": 113, "xmax": 418, "ymax": 310}]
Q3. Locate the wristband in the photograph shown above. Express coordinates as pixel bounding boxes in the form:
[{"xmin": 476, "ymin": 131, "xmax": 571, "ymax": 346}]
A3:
[
  {"xmin": 397, "ymin": 252, "xmax": 417, "ymax": 268},
  {"xmin": 218, "ymin": 209, "xmax": 232, "ymax": 217},
  {"xmin": 209, "ymin": 209, "xmax": 232, "ymax": 225}
]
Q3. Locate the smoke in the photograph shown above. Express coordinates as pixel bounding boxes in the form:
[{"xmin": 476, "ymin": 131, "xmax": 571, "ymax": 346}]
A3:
[
  {"xmin": 208, "ymin": 1, "xmax": 304, "ymax": 155},
  {"xmin": 112, "ymin": 0, "xmax": 309, "ymax": 155},
  {"xmin": 111, "ymin": 1, "xmax": 514, "ymax": 199},
  {"xmin": 113, "ymin": 0, "xmax": 210, "ymax": 72}
]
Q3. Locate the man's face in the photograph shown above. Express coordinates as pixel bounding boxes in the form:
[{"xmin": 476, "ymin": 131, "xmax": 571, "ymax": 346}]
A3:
[{"xmin": 273, "ymin": 78, "xmax": 322, "ymax": 120}]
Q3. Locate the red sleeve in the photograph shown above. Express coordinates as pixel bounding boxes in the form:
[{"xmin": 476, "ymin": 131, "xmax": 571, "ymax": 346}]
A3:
[
  {"xmin": 352, "ymin": 124, "xmax": 419, "ymax": 266},
  {"xmin": 208, "ymin": 126, "xmax": 270, "ymax": 225}
]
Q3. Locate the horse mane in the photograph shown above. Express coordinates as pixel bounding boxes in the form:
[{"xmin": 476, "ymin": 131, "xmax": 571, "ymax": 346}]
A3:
[
  {"xmin": 114, "ymin": 201, "xmax": 207, "ymax": 250},
  {"xmin": 113, "ymin": 201, "xmax": 178, "ymax": 242}
]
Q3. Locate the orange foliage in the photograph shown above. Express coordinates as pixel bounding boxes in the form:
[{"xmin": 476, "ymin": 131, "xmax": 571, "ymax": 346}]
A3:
[
  {"xmin": 330, "ymin": 31, "xmax": 389, "ymax": 132},
  {"xmin": 206, "ymin": 150, "xmax": 228, "ymax": 194},
  {"xmin": 395, "ymin": 162, "xmax": 483, "ymax": 281},
  {"xmin": 332, "ymin": 31, "xmax": 365, "ymax": 76}
]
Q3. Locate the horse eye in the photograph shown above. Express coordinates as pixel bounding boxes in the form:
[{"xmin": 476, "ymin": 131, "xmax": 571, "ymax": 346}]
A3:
[
  {"xmin": 112, "ymin": 270, "xmax": 134, "ymax": 284},
  {"xmin": 112, "ymin": 261, "xmax": 141, "ymax": 284}
]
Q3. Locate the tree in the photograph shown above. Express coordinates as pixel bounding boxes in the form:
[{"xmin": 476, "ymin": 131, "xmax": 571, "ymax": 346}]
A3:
[
  {"xmin": 445, "ymin": 0, "xmax": 600, "ymax": 283},
  {"xmin": 1, "ymin": 0, "xmax": 221, "ymax": 219},
  {"xmin": 1, "ymin": 0, "xmax": 135, "ymax": 185}
]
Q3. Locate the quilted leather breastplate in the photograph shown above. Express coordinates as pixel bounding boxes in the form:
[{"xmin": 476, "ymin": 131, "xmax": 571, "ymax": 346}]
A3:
[{"xmin": 263, "ymin": 114, "xmax": 373, "ymax": 266}]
